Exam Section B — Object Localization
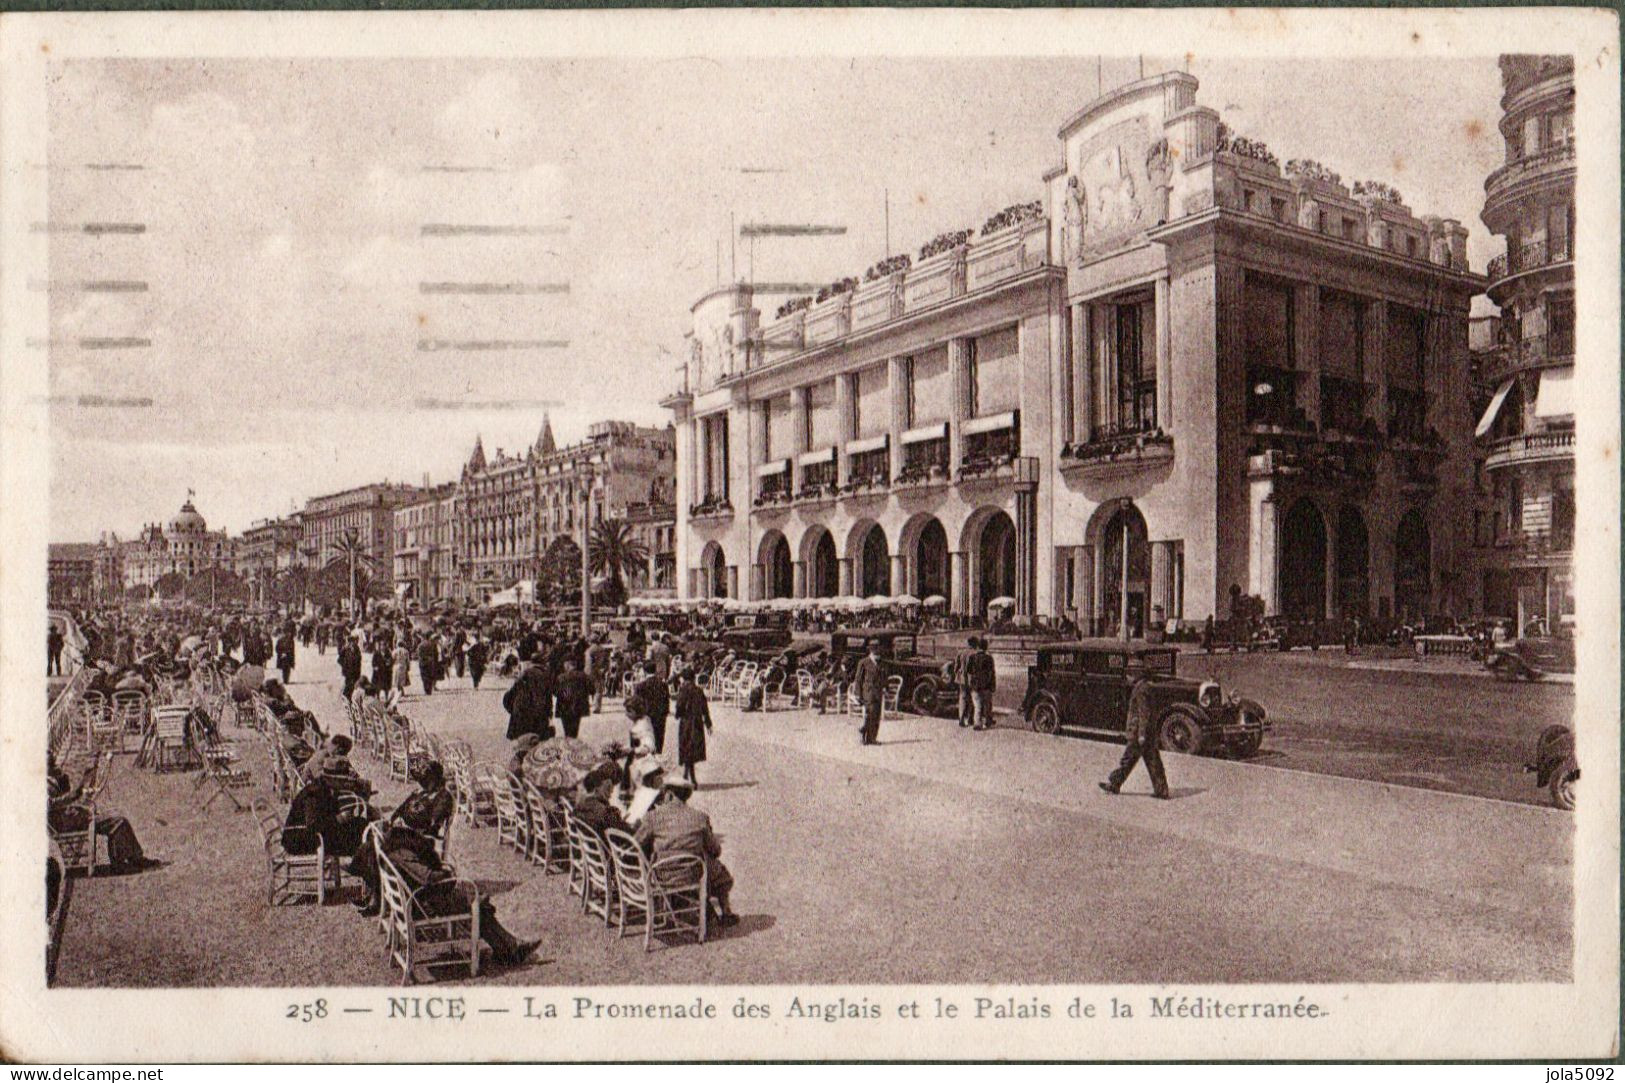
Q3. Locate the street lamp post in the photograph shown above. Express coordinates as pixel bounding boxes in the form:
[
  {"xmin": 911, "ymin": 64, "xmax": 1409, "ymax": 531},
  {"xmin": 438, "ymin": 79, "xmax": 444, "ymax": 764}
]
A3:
[
  {"xmin": 344, "ymin": 526, "xmax": 360, "ymax": 620},
  {"xmin": 580, "ymin": 472, "xmax": 593, "ymax": 638}
]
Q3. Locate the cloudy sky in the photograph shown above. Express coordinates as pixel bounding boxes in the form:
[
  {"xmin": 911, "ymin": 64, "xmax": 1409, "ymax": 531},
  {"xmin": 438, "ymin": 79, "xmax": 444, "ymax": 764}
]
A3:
[{"xmin": 45, "ymin": 54, "xmax": 1504, "ymax": 541}]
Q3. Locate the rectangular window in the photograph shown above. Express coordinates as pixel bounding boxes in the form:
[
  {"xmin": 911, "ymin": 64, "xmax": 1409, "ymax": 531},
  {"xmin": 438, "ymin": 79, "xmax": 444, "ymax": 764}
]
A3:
[
  {"xmin": 1245, "ymin": 275, "xmax": 1295, "ymax": 369},
  {"xmin": 1547, "ymin": 203, "xmax": 1571, "ymax": 262},
  {"xmin": 1386, "ymin": 305, "xmax": 1426, "ymax": 389},
  {"xmin": 1319, "ymin": 291, "xmax": 1365, "ymax": 379},
  {"xmin": 765, "ymin": 393, "xmax": 796, "ymax": 461},
  {"xmin": 854, "ymin": 365, "xmax": 889, "ymax": 439},
  {"xmin": 970, "ymin": 325, "xmax": 1020, "ymax": 417},
  {"xmin": 1342, "ymin": 217, "xmax": 1360, "ymax": 241},
  {"xmin": 1547, "ymin": 292, "xmax": 1575, "ymax": 356},
  {"xmin": 909, "ymin": 346, "xmax": 951, "ymax": 425},
  {"xmin": 806, "ymin": 379, "xmax": 840, "ymax": 450},
  {"xmin": 1270, "ymin": 196, "xmax": 1288, "ymax": 222}
]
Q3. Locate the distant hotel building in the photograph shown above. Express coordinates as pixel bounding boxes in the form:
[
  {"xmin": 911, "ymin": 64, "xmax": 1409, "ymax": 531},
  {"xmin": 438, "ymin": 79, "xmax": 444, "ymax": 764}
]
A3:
[
  {"xmin": 121, "ymin": 498, "xmax": 237, "ymax": 594},
  {"xmin": 300, "ymin": 482, "xmax": 422, "ymax": 584},
  {"xmin": 667, "ymin": 71, "xmax": 1484, "ymax": 632},
  {"xmin": 457, "ymin": 418, "xmax": 676, "ymax": 603},
  {"xmin": 393, "ymin": 483, "xmax": 459, "ymax": 604},
  {"xmin": 238, "ymin": 515, "xmax": 305, "ymax": 607},
  {"xmin": 1473, "ymin": 55, "xmax": 1575, "ymax": 633},
  {"xmin": 47, "ymin": 543, "xmax": 98, "ymax": 608}
]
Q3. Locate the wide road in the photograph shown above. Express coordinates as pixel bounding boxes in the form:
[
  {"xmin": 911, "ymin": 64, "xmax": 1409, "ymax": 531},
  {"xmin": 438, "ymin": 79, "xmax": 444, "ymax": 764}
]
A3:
[{"xmin": 56, "ymin": 656, "xmax": 1572, "ymax": 987}]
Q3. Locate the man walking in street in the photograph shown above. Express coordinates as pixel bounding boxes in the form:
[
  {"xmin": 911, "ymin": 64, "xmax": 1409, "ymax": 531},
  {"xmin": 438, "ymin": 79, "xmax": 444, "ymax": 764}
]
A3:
[
  {"xmin": 955, "ymin": 639, "xmax": 977, "ymax": 727},
  {"xmin": 853, "ymin": 643, "xmax": 885, "ymax": 746},
  {"xmin": 337, "ymin": 634, "xmax": 363, "ymax": 700},
  {"xmin": 966, "ymin": 636, "xmax": 997, "ymax": 731},
  {"xmin": 1099, "ymin": 667, "xmax": 1170, "ymax": 799},
  {"xmin": 47, "ymin": 624, "xmax": 64, "ymax": 676},
  {"xmin": 417, "ymin": 633, "xmax": 441, "ymax": 696}
]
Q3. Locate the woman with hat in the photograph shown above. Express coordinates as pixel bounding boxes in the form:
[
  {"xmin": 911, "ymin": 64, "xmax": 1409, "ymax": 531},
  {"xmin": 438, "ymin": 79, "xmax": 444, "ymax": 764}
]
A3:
[
  {"xmin": 673, "ymin": 669, "xmax": 713, "ymax": 788},
  {"xmin": 507, "ymin": 732, "xmax": 544, "ymax": 783}
]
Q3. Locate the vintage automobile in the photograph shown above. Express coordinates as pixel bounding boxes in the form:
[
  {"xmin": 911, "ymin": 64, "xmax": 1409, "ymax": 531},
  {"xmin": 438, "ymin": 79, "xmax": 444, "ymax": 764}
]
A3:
[
  {"xmin": 1020, "ymin": 641, "xmax": 1269, "ymax": 756},
  {"xmin": 828, "ymin": 629, "xmax": 956, "ymax": 716},
  {"xmin": 1525, "ymin": 724, "xmax": 1577, "ymax": 810},
  {"xmin": 1484, "ymin": 634, "xmax": 1575, "ymax": 680},
  {"xmin": 1248, "ymin": 614, "xmax": 1352, "ymax": 651},
  {"xmin": 715, "ymin": 613, "xmax": 793, "ymax": 656}
]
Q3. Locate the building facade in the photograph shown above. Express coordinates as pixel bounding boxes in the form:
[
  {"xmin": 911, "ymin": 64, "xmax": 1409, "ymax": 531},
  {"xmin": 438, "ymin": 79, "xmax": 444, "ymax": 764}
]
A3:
[
  {"xmin": 301, "ymin": 483, "xmax": 421, "ymax": 587},
  {"xmin": 120, "ymin": 498, "xmax": 237, "ymax": 593},
  {"xmin": 238, "ymin": 516, "xmax": 305, "ymax": 607},
  {"xmin": 1474, "ymin": 54, "xmax": 1575, "ymax": 634},
  {"xmin": 457, "ymin": 418, "xmax": 677, "ymax": 603},
  {"xmin": 48, "ymin": 543, "xmax": 98, "ymax": 608},
  {"xmin": 393, "ymin": 483, "xmax": 459, "ymax": 604},
  {"xmin": 668, "ymin": 71, "xmax": 1483, "ymax": 632}
]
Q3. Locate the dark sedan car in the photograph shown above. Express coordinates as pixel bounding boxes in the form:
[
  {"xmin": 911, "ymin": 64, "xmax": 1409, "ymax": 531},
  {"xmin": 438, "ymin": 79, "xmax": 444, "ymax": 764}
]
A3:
[
  {"xmin": 1021, "ymin": 641, "xmax": 1269, "ymax": 756},
  {"xmin": 828, "ymin": 629, "xmax": 956, "ymax": 716}
]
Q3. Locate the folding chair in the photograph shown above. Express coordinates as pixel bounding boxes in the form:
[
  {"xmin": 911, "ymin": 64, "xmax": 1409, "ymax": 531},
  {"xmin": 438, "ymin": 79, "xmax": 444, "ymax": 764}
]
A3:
[{"xmin": 603, "ymin": 829, "xmax": 707, "ymax": 950}]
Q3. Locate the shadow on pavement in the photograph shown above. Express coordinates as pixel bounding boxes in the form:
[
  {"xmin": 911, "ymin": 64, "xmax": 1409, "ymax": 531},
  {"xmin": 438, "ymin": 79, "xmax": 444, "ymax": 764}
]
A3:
[
  {"xmin": 716, "ymin": 913, "xmax": 776, "ymax": 940},
  {"xmin": 475, "ymin": 878, "xmax": 523, "ymax": 896},
  {"xmin": 875, "ymin": 738, "xmax": 931, "ymax": 746},
  {"xmin": 699, "ymin": 781, "xmax": 758, "ymax": 793}
]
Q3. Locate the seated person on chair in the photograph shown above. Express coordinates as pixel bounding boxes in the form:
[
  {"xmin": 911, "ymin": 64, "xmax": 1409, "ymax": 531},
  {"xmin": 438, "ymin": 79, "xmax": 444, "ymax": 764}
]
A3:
[
  {"xmin": 277, "ymin": 714, "xmax": 317, "ymax": 769},
  {"xmin": 742, "ymin": 658, "xmax": 787, "ymax": 712},
  {"xmin": 572, "ymin": 762, "xmax": 633, "ymax": 839},
  {"xmin": 349, "ymin": 757, "xmax": 453, "ymax": 913},
  {"xmin": 47, "ymin": 753, "xmax": 155, "ymax": 873},
  {"xmin": 634, "ymin": 777, "xmax": 738, "ymax": 927},
  {"xmin": 282, "ymin": 755, "xmax": 374, "ymax": 859},
  {"xmin": 356, "ymin": 760, "xmax": 537, "ymax": 967}
]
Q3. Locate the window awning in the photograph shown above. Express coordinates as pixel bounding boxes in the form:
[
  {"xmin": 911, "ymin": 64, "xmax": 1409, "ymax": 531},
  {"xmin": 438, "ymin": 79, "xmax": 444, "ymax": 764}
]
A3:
[
  {"xmin": 963, "ymin": 410, "xmax": 1018, "ymax": 436},
  {"xmin": 1534, "ymin": 365, "xmax": 1574, "ymax": 419},
  {"xmin": 1475, "ymin": 378, "xmax": 1516, "ymax": 438}
]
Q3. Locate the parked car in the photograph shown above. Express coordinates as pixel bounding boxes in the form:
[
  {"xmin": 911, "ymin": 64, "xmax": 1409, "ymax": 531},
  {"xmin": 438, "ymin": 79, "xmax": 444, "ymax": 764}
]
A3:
[
  {"xmin": 1525, "ymin": 724, "xmax": 1577, "ymax": 810},
  {"xmin": 716, "ymin": 613, "xmax": 793, "ymax": 656},
  {"xmin": 1484, "ymin": 634, "xmax": 1575, "ymax": 680},
  {"xmin": 1020, "ymin": 641, "xmax": 1269, "ymax": 757},
  {"xmin": 828, "ymin": 629, "xmax": 956, "ymax": 716}
]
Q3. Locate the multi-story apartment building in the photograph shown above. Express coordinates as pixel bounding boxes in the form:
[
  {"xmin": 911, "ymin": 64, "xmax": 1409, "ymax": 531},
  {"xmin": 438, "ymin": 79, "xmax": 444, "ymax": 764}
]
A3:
[
  {"xmin": 48, "ymin": 543, "xmax": 98, "ymax": 608},
  {"xmin": 301, "ymin": 482, "xmax": 422, "ymax": 587},
  {"xmin": 238, "ymin": 515, "xmax": 306, "ymax": 607},
  {"xmin": 393, "ymin": 483, "xmax": 459, "ymax": 604},
  {"xmin": 1474, "ymin": 54, "xmax": 1575, "ymax": 634},
  {"xmin": 668, "ymin": 70, "xmax": 1484, "ymax": 633},
  {"xmin": 457, "ymin": 418, "xmax": 677, "ymax": 603}
]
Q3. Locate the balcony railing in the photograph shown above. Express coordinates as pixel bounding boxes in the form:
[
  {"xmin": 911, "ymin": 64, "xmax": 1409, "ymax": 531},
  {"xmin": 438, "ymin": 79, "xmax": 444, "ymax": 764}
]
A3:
[
  {"xmin": 689, "ymin": 496, "xmax": 734, "ymax": 520},
  {"xmin": 1484, "ymin": 429, "xmax": 1576, "ymax": 470},
  {"xmin": 1486, "ymin": 236, "xmax": 1572, "ymax": 284},
  {"xmin": 1485, "ymin": 142, "xmax": 1575, "ymax": 200},
  {"xmin": 897, "ymin": 437, "xmax": 951, "ymax": 488},
  {"xmin": 1061, "ymin": 423, "xmax": 1174, "ymax": 474}
]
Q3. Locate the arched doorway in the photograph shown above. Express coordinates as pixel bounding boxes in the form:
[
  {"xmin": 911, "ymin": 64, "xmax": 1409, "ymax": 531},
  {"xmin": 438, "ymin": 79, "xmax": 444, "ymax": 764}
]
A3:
[
  {"xmin": 1395, "ymin": 508, "xmax": 1431, "ymax": 619},
  {"xmin": 915, "ymin": 518, "xmax": 948, "ymax": 600},
  {"xmin": 859, "ymin": 526, "xmax": 890, "ymax": 597},
  {"xmin": 976, "ymin": 511, "xmax": 1017, "ymax": 615},
  {"xmin": 809, "ymin": 530, "xmax": 838, "ymax": 598},
  {"xmin": 1279, "ymin": 499, "xmax": 1328, "ymax": 620},
  {"xmin": 701, "ymin": 542, "xmax": 728, "ymax": 599},
  {"xmin": 1098, "ymin": 503, "xmax": 1150, "ymax": 637},
  {"xmin": 1335, "ymin": 505, "xmax": 1370, "ymax": 619},
  {"xmin": 766, "ymin": 534, "xmax": 792, "ymax": 599}
]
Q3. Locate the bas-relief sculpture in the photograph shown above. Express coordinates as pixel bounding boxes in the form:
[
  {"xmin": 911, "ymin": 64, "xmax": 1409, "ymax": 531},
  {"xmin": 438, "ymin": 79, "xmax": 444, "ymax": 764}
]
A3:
[{"xmin": 1067, "ymin": 116, "xmax": 1157, "ymax": 264}]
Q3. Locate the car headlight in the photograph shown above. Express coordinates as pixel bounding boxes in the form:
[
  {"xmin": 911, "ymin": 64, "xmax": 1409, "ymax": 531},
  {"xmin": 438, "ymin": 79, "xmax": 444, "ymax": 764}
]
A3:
[{"xmin": 1198, "ymin": 681, "xmax": 1222, "ymax": 710}]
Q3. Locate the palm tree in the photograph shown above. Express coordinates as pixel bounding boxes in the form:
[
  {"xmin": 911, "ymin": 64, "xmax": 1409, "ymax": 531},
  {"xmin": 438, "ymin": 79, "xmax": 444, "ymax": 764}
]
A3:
[
  {"xmin": 589, "ymin": 518, "xmax": 649, "ymax": 607},
  {"xmin": 332, "ymin": 529, "xmax": 373, "ymax": 618}
]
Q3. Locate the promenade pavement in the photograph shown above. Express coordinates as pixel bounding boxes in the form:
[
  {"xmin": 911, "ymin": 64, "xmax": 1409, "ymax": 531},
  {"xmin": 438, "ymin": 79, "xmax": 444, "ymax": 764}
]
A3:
[{"xmin": 54, "ymin": 657, "xmax": 1572, "ymax": 987}]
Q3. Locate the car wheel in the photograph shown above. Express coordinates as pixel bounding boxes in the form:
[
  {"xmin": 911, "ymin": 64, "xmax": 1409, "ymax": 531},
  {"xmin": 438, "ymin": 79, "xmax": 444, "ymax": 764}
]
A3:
[
  {"xmin": 1229, "ymin": 730, "xmax": 1263, "ymax": 758},
  {"xmin": 1550, "ymin": 756, "xmax": 1577, "ymax": 811},
  {"xmin": 1029, "ymin": 700, "xmax": 1060, "ymax": 735},
  {"xmin": 1160, "ymin": 708, "xmax": 1205, "ymax": 754},
  {"xmin": 909, "ymin": 678, "xmax": 939, "ymax": 716}
]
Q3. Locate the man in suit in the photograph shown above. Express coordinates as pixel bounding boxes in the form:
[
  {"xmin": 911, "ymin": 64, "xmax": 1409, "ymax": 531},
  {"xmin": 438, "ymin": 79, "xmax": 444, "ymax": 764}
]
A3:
[
  {"xmin": 337, "ymin": 636, "xmax": 363, "ymax": 699},
  {"xmin": 503, "ymin": 654, "xmax": 554, "ymax": 740},
  {"xmin": 635, "ymin": 777, "xmax": 738, "ymax": 927},
  {"xmin": 417, "ymin": 634, "xmax": 441, "ymax": 696},
  {"xmin": 965, "ymin": 637, "xmax": 997, "ymax": 731},
  {"xmin": 630, "ymin": 670, "xmax": 670, "ymax": 754},
  {"xmin": 1099, "ymin": 669, "xmax": 1170, "ymax": 799},
  {"xmin": 954, "ymin": 640, "xmax": 977, "ymax": 727},
  {"xmin": 853, "ymin": 644, "xmax": 885, "ymax": 746},
  {"xmin": 555, "ymin": 658, "xmax": 594, "ymax": 739},
  {"xmin": 646, "ymin": 634, "xmax": 672, "ymax": 682}
]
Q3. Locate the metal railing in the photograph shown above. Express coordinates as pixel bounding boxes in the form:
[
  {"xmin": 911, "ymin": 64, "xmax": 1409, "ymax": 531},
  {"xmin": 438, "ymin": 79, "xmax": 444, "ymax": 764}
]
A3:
[{"xmin": 1484, "ymin": 429, "xmax": 1575, "ymax": 468}]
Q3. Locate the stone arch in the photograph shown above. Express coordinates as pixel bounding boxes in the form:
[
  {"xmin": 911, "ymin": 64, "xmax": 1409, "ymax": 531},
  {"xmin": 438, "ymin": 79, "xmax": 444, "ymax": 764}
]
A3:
[
  {"xmin": 799, "ymin": 525, "xmax": 840, "ymax": 598},
  {"xmin": 963, "ymin": 504, "xmax": 1018, "ymax": 618},
  {"xmin": 899, "ymin": 513, "xmax": 950, "ymax": 601},
  {"xmin": 1279, "ymin": 498, "xmax": 1329, "ymax": 621},
  {"xmin": 758, "ymin": 529, "xmax": 793, "ymax": 600},
  {"xmin": 698, "ymin": 540, "xmax": 728, "ymax": 599},
  {"xmin": 1087, "ymin": 500, "xmax": 1151, "ymax": 637}
]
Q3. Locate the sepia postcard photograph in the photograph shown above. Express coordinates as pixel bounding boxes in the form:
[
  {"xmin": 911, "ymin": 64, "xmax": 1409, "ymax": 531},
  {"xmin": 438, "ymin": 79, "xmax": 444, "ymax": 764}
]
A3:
[{"xmin": 0, "ymin": 6, "xmax": 1618, "ymax": 1063}]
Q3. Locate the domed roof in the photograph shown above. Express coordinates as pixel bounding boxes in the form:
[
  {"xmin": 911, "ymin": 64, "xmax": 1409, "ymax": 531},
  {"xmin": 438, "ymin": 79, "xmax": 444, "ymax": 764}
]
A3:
[{"xmin": 169, "ymin": 499, "xmax": 207, "ymax": 534}]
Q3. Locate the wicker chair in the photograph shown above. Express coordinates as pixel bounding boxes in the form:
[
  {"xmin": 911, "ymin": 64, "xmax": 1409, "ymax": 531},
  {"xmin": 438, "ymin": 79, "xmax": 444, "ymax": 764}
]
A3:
[
  {"xmin": 522, "ymin": 782, "xmax": 570, "ymax": 873},
  {"xmin": 494, "ymin": 770, "xmax": 528, "ymax": 854},
  {"xmin": 256, "ymin": 798, "xmax": 336, "ymax": 906},
  {"xmin": 374, "ymin": 836, "xmax": 480, "ymax": 985},
  {"xmin": 603, "ymin": 828, "xmax": 707, "ymax": 950},
  {"xmin": 110, "ymin": 690, "xmax": 150, "ymax": 755}
]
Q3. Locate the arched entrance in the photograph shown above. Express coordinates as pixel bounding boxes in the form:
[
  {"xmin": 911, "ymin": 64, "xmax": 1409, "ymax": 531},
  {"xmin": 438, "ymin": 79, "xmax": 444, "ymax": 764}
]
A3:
[
  {"xmin": 1395, "ymin": 508, "xmax": 1431, "ymax": 619},
  {"xmin": 765, "ymin": 534, "xmax": 792, "ymax": 599},
  {"xmin": 859, "ymin": 525, "xmax": 890, "ymax": 597},
  {"xmin": 976, "ymin": 511, "xmax": 1018, "ymax": 616},
  {"xmin": 914, "ymin": 518, "xmax": 948, "ymax": 600},
  {"xmin": 1335, "ymin": 505, "xmax": 1370, "ymax": 619},
  {"xmin": 1279, "ymin": 499, "xmax": 1328, "ymax": 621},
  {"xmin": 807, "ymin": 529, "xmax": 839, "ymax": 598},
  {"xmin": 1098, "ymin": 503, "xmax": 1150, "ymax": 637},
  {"xmin": 700, "ymin": 542, "xmax": 728, "ymax": 598}
]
